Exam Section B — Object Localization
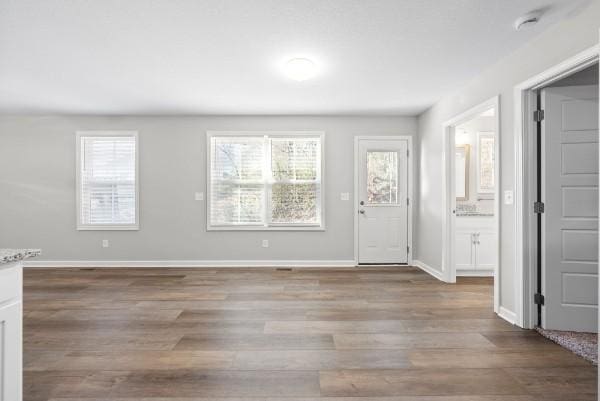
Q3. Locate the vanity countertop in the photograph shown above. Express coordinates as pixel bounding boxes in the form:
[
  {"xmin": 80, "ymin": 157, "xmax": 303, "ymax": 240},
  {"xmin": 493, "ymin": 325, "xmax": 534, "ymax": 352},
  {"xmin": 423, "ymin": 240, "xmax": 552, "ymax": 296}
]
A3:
[
  {"xmin": 0, "ymin": 249, "xmax": 41, "ymax": 266},
  {"xmin": 456, "ymin": 212, "xmax": 494, "ymax": 217}
]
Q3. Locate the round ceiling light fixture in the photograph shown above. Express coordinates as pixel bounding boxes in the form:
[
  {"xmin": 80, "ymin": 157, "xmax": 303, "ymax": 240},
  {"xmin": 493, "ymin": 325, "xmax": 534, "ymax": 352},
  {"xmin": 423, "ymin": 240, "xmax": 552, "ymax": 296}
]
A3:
[
  {"xmin": 284, "ymin": 58, "xmax": 317, "ymax": 81},
  {"xmin": 514, "ymin": 11, "xmax": 542, "ymax": 31}
]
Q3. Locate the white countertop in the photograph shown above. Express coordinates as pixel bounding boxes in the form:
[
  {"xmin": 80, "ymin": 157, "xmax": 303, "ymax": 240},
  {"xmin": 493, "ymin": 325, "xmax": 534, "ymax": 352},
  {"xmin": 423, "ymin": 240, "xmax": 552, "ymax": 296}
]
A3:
[{"xmin": 0, "ymin": 249, "xmax": 41, "ymax": 265}]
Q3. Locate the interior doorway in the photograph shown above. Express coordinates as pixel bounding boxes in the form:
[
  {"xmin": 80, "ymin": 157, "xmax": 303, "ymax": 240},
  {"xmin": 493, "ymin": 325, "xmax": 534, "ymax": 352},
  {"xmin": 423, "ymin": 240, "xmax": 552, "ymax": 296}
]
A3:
[
  {"xmin": 354, "ymin": 136, "xmax": 413, "ymax": 265},
  {"xmin": 442, "ymin": 97, "xmax": 500, "ymax": 314},
  {"xmin": 536, "ymin": 64, "xmax": 599, "ymax": 332},
  {"xmin": 514, "ymin": 45, "xmax": 600, "ymax": 330}
]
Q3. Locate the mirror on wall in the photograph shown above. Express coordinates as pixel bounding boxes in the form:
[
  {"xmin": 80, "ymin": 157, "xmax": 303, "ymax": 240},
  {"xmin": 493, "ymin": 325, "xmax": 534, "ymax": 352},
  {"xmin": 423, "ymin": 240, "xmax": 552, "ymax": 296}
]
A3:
[
  {"xmin": 455, "ymin": 144, "xmax": 470, "ymax": 201},
  {"xmin": 477, "ymin": 132, "xmax": 495, "ymax": 194}
]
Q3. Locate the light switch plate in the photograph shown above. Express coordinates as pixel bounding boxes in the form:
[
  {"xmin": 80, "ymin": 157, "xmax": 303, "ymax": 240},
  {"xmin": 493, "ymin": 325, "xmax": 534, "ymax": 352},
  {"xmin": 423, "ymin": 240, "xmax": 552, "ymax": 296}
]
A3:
[
  {"xmin": 340, "ymin": 192, "xmax": 350, "ymax": 201},
  {"xmin": 102, "ymin": 239, "xmax": 109, "ymax": 248},
  {"xmin": 195, "ymin": 192, "xmax": 204, "ymax": 201},
  {"xmin": 262, "ymin": 239, "xmax": 269, "ymax": 248},
  {"xmin": 504, "ymin": 190, "xmax": 514, "ymax": 205}
]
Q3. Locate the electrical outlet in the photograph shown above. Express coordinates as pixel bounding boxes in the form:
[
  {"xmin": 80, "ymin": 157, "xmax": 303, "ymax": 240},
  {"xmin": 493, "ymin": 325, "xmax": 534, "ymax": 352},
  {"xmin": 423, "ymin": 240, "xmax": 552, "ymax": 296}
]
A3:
[
  {"xmin": 195, "ymin": 192, "xmax": 204, "ymax": 201},
  {"xmin": 340, "ymin": 192, "xmax": 350, "ymax": 201},
  {"xmin": 102, "ymin": 239, "xmax": 109, "ymax": 248},
  {"xmin": 504, "ymin": 190, "xmax": 514, "ymax": 205},
  {"xmin": 262, "ymin": 239, "xmax": 269, "ymax": 248}
]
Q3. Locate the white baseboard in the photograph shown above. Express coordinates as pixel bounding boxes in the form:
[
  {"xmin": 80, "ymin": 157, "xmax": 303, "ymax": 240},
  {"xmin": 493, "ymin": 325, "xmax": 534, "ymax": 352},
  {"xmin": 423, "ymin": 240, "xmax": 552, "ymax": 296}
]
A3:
[
  {"xmin": 456, "ymin": 269, "xmax": 494, "ymax": 277},
  {"xmin": 412, "ymin": 259, "xmax": 445, "ymax": 281},
  {"xmin": 497, "ymin": 306, "xmax": 518, "ymax": 325},
  {"xmin": 23, "ymin": 259, "xmax": 357, "ymax": 268}
]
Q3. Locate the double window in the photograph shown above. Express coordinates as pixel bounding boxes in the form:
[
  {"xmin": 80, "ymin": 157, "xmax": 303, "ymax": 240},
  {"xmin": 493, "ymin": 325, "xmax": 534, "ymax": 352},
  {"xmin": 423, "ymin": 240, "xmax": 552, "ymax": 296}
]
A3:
[
  {"xmin": 208, "ymin": 132, "xmax": 324, "ymax": 230},
  {"xmin": 76, "ymin": 131, "xmax": 139, "ymax": 230}
]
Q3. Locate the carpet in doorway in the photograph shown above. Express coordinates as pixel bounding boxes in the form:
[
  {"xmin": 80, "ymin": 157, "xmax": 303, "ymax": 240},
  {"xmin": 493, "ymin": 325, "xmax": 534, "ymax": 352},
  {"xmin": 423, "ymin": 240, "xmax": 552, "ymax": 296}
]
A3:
[{"xmin": 536, "ymin": 327, "xmax": 597, "ymax": 365}]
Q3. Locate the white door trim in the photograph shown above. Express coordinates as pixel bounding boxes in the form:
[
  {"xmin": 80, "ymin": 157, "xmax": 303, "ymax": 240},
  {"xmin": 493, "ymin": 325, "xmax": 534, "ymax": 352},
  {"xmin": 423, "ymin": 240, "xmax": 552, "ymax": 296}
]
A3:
[
  {"xmin": 353, "ymin": 135, "xmax": 414, "ymax": 266},
  {"xmin": 441, "ymin": 96, "xmax": 501, "ymax": 314},
  {"xmin": 513, "ymin": 44, "xmax": 600, "ymax": 329}
]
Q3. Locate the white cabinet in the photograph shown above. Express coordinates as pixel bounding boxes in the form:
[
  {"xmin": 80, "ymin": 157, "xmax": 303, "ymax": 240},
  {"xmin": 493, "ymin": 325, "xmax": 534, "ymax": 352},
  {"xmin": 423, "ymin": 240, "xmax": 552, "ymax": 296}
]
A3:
[
  {"xmin": 0, "ymin": 262, "xmax": 22, "ymax": 401},
  {"xmin": 455, "ymin": 217, "xmax": 496, "ymax": 276},
  {"xmin": 475, "ymin": 231, "xmax": 496, "ymax": 271},
  {"xmin": 455, "ymin": 232, "xmax": 475, "ymax": 270}
]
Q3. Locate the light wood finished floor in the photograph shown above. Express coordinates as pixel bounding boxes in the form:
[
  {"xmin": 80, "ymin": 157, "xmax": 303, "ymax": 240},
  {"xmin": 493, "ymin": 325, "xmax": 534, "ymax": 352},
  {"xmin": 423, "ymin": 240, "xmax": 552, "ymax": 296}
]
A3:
[{"xmin": 23, "ymin": 266, "xmax": 597, "ymax": 401}]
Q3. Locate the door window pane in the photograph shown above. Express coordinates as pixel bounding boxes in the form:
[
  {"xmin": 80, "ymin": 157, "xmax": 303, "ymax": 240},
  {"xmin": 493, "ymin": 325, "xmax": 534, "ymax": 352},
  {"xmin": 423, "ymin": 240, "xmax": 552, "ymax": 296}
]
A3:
[{"xmin": 367, "ymin": 151, "xmax": 398, "ymax": 204}]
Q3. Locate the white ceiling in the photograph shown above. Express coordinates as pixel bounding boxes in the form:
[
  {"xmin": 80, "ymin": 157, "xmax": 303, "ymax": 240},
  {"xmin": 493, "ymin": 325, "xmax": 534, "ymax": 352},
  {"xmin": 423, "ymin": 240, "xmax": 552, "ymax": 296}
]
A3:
[{"xmin": 0, "ymin": 0, "xmax": 591, "ymax": 115}]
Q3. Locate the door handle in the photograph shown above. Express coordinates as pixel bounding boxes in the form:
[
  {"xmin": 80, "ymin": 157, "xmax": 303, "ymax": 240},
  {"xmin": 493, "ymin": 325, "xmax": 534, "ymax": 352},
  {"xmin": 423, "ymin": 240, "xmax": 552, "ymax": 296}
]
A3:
[
  {"xmin": 359, "ymin": 210, "xmax": 365, "ymax": 214},
  {"xmin": 359, "ymin": 201, "xmax": 365, "ymax": 205}
]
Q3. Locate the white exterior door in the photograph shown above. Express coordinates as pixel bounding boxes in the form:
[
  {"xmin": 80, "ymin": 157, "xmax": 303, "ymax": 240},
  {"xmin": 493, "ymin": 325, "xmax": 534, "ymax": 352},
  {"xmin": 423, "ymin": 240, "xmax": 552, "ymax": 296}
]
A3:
[
  {"xmin": 357, "ymin": 138, "xmax": 409, "ymax": 264},
  {"xmin": 542, "ymin": 85, "xmax": 599, "ymax": 332}
]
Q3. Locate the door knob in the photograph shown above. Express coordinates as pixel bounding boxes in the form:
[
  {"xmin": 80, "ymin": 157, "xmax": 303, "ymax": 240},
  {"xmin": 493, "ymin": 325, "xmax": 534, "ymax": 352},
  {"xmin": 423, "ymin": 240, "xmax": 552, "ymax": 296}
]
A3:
[
  {"xmin": 359, "ymin": 201, "xmax": 365, "ymax": 205},
  {"xmin": 359, "ymin": 210, "xmax": 365, "ymax": 214}
]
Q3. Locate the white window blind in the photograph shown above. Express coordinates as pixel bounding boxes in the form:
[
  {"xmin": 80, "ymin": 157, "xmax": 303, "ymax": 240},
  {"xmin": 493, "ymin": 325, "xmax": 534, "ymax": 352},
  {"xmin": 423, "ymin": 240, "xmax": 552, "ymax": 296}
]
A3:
[
  {"xmin": 77, "ymin": 132, "xmax": 138, "ymax": 230},
  {"xmin": 208, "ymin": 133, "xmax": 323, "ymax": 229}
]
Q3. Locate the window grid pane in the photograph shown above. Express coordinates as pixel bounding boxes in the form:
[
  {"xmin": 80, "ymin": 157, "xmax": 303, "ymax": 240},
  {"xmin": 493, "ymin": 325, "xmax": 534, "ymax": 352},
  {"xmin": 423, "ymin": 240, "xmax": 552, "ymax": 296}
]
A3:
[{"xmin": 210, "ymin": 136, "xmax": 266, "ymax": 226}]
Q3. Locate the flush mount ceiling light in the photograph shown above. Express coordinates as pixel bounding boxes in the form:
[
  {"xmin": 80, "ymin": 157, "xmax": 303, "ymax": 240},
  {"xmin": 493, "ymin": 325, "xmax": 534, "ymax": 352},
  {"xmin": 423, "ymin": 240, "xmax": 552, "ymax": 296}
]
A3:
[
  {"xmin": 284, "ymin": 58, "xmax": 317, "ymax": 81},
  {"xmin": 514, "ymin": 11, "xmax": 542, "ymax": 31}
]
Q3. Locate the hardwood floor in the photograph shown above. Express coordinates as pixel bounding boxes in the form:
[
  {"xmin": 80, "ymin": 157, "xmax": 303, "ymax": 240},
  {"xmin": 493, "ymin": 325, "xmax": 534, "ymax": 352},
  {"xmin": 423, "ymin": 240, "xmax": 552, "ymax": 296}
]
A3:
[{"xmin": 23, "ymin": 266, "xmax": 597, "ymax": 401}]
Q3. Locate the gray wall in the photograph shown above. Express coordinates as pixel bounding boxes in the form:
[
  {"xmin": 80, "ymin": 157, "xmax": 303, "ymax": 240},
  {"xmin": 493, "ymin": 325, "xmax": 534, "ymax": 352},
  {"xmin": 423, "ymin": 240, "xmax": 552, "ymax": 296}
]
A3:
[
  {"xmin": 416, "ymin": 1, "xmax": 600, "ymax": 314},
  {"xmin": 0, "ymin": 115, "xmax": 416, "ymax": 262}
]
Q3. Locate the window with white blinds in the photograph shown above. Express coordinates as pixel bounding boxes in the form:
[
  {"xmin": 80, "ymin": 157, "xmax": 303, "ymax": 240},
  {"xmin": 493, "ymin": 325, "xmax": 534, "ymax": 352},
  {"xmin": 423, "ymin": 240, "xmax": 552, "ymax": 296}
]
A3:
[
  {"xmin": 208, "ymin": 132, "xmax": 323, "ymax": 230},
  {"xmin": 76, "ymin": 132, "xmax": 139, "ymax": 230}
]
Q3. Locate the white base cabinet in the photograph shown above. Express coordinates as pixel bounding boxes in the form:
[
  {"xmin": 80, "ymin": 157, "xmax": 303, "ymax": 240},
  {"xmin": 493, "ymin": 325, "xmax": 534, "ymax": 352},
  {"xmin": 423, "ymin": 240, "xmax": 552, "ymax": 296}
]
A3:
[
  {"xmin": 455, "ymin": 217, "xmax": 496, "ymax": 277},
  {"xmin": 0, "ymin": 262, "xmax": 23, "ymax": 401}
]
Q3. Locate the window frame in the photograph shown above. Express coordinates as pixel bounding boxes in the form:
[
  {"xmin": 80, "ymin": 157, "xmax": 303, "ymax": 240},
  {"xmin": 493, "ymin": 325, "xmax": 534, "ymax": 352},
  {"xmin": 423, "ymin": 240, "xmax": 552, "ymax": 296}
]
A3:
[
  {"xmin": 206, "ymin": 131, "xmax": 325, "ymax": 231},
  {"xmin": 76, "ymin": 130, "xmax": 140, "ymax": 231}
]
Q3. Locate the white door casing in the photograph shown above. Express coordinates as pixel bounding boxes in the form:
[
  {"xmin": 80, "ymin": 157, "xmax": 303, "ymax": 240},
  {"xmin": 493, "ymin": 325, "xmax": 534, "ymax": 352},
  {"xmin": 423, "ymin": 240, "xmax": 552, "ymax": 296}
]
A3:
[
  {"xmin": 441, "ymin": 96, "xmax": 499, "ymax": 313},
  {"xmin": 356, "ymin": 138, "xmax": 410, "ymax": 264},
  {"xmin": 542, "ymin": 85, "xmax": 599, "ymax": 332}
]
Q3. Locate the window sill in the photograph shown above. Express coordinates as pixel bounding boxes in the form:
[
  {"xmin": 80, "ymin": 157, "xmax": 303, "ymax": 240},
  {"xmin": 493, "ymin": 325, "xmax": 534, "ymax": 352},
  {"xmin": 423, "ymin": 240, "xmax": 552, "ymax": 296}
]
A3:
[
  {"xmin": 77, "ymin": 225, "xmax": 139, "ymax": 231},
  {"xmin": 207, "ymin": 225, "xmax": 325, "ymax": 232}
]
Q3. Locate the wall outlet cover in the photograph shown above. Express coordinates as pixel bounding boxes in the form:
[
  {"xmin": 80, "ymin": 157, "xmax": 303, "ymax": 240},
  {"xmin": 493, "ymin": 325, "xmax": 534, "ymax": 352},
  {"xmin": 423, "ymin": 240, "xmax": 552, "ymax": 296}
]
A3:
[
  {"xmin": 102, "ymin": 239, "xmax": 109, "ymax": 248},
  {"xmin": 340, "ymin": 192, "xmax": 350, "ymax": 201},
  {"xmin": 195, "ymin": 192, "xmax": 204, "ymax": 201},
  {"xmin": 504, "ymin": 190, "xmax": 514, "ymax": 205},
  {"xmin": 262, "ymin": 239, "xmax": 269, "ymax": 248}
]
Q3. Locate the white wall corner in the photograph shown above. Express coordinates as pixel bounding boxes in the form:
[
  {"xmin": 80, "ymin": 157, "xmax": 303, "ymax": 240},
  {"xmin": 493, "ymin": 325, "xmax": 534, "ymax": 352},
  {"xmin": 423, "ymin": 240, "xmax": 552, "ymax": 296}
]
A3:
[{"xmin": 412, "ymin": 259, "xmax": 445, "ymax": 282}]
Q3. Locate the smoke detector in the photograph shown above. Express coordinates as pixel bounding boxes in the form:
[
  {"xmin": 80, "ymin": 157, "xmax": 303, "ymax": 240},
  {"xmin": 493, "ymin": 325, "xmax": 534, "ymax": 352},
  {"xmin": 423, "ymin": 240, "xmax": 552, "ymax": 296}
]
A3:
[{"xmin": 515, "ymin": 11, "xmax": 542, "ymax": 31}]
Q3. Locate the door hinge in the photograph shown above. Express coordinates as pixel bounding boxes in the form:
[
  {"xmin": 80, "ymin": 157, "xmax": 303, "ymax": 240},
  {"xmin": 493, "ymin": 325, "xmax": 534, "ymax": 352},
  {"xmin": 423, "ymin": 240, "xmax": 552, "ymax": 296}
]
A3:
[
  {"xmin": 534, "ymin": 202, "xmax": 545, "ymax": 214},
  {"xmin": 407, "ymin": 246, "xmax": 410, "ymax": 254},
  {"xmin": 407, "ymin": 149, "xmax": 409, "ymax": 157},
  {"xmin": 533, "ymin": 109, "xmax": 545, "ymax": 122},
  {"xmin": 534, "ymin": 293, "xmax": 545, "ymax": 305},
  {"xmin": 407, "ymin": 198, "xmax": 410, "ymax": 206}
]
